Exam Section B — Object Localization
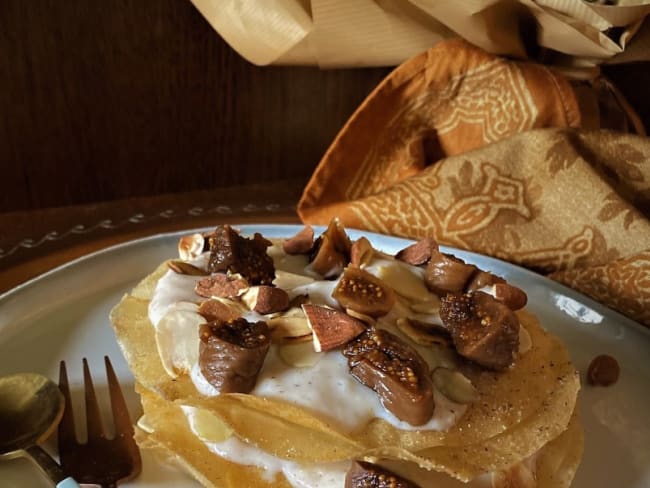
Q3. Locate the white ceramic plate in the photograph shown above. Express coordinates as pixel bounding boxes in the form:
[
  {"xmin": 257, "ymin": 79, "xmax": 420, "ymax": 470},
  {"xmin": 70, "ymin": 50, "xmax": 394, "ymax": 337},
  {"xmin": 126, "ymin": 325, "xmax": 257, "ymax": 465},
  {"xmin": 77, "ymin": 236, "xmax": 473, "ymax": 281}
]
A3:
[{"xmin": 1, "ymin": 225, "xmax": 649, "ymax": 487}]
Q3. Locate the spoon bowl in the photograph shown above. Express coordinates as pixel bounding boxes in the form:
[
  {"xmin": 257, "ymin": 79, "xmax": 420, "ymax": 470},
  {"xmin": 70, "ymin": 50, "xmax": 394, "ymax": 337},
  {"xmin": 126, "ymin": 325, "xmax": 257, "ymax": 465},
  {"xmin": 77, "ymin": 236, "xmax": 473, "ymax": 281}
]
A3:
[
  {"xmin": 0, "ymin": 372, "xmax": 79, "ymax": 487},
  {"xmin": 0, "ymin": 373, "xmax": 64, "ymax": 458}
]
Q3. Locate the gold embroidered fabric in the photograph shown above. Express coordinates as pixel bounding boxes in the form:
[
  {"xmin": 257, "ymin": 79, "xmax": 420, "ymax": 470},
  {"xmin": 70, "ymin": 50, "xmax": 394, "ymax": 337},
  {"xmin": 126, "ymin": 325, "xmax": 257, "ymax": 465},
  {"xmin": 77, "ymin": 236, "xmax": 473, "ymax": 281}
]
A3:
[{"xmin": 298, "ymin": 39, "xmax": 650, "ymax": 327}]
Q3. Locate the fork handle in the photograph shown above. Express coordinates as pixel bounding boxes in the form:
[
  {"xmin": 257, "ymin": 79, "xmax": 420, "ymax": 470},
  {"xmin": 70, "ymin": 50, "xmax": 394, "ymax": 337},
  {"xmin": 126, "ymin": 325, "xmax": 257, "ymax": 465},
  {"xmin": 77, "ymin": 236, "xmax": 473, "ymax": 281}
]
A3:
[
  {"xmin": 24, "ymin": 445, "xmax": 80, "ymax": 488},
  {"xmin": 56, "ymin": 477, "xmax": 81, "ymax": 488}
]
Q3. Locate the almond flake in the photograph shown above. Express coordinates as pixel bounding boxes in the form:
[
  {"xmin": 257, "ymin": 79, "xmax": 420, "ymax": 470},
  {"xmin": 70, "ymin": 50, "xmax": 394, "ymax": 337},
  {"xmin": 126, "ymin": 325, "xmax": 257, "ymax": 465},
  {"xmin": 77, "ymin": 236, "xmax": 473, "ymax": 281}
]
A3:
[{"xmin": 167, "ymin": 260, "xmax": 208, "ymax": 276}]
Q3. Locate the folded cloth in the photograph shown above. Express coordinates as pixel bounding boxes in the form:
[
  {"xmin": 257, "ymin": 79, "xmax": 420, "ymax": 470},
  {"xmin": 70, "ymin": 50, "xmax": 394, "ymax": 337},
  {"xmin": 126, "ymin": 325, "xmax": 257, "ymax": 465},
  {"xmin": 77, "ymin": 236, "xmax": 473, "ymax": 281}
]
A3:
[{"xmin": 298, "ymin": 39, "xmax": 650, "ymax": 327}]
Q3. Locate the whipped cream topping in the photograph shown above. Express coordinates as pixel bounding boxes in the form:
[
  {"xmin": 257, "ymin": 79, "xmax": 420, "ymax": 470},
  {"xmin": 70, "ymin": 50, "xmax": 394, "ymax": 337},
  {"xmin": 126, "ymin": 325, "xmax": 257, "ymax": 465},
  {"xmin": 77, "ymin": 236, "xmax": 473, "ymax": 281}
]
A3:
[{"xmin": 149, "ymin": 243, "xmax": 466, "ymax": 433}]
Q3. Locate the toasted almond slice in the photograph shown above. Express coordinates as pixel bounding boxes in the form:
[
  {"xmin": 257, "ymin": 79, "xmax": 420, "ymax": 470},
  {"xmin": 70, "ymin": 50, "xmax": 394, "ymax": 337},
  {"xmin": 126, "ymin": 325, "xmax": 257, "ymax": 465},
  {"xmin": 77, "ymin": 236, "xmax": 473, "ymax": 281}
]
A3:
[
  {"xmin": 345, "ymin": 308, "xmax": 376, "ymax": 326},
  {"xmin": 178, "ymin": 233, "xmax": 205, "ymax": 261},
  {"xmin": 268, "ymin": 316, "xmax": 312, "ymax": 343},
  {"xmin": 281, "ymin": 333, "xmax": 313, "ymax": 344},
  {"xmin": 155, "ymin": 306, "xmax": 204, "ymax": 378},
  {"xmin": 278, "ymin": 341, "xmax": 322, "ymax": 368},
  {"xmin": 303, "ymin": 304, "xmax": 366, "ymax": 352},
  {"xmin": 241, "ymin": 286, "xmax": 290, "ymax": 314},
  {"xmin": 167, "ymin": 260, "xmax": 208, "ymax": 276},
  {"xmin": 273, "ymin": 270, "xmax": 315, "ymax": 289},
  {"xmin": 350, "ymin": 236, "xmax": 374, "ymax": 268},
  {"xmin": 395, "ymin": 317, "xmax": 451, "ymax": 347},
  {"xmin": 183, "ymin": 406, "xmax": 234, "ymax": 443},
  {"xmin": 409, "ymin": 298, "xmax": 440, "ymax": 314},
  {"xmin": 377, "ymin": 262, "xmax": 433, "ymax": 303},
  {"xmin": 432, "ymin": 367, "xmax": 478, "ymax": 405}
]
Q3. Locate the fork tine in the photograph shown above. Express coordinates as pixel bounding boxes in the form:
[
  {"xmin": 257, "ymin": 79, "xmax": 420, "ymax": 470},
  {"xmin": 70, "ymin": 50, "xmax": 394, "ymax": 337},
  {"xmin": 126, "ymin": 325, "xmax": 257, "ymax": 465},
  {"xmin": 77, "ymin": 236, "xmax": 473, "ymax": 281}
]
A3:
[
  {"xmin": 82, "ymin": 357, "xmax": 105, "ymax": 441},
  {"xmin": 104, "ymin": 356, "xmax": 135, "ymax": 439},
  {"xmin": 58, "ymin": 360, "xmax": 78, "ymax": 445}
]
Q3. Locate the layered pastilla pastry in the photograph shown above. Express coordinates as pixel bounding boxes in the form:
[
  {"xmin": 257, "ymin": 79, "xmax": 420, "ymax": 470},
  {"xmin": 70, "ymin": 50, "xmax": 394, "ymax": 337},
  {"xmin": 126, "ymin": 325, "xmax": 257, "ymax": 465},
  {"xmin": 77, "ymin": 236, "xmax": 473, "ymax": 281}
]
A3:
[{"xmin": 110, "ymin": 220, "xmax": 583, "ymax": 487}]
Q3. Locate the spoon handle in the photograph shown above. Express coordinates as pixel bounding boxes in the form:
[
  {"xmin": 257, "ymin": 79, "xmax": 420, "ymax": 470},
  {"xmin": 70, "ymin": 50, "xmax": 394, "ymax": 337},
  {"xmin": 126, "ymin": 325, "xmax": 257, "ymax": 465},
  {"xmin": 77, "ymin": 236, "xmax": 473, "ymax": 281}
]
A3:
[{"xmin": 25, "ymin": 445, "xmax": 80, "ymax": 487}]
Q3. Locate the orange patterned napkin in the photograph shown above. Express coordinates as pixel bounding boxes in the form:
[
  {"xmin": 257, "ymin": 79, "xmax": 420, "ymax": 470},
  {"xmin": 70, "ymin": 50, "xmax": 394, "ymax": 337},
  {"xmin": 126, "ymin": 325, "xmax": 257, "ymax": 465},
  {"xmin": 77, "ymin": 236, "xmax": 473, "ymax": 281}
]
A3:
[{"xmin": 298, "ymin": 39, "xmax": 650, "ymax": 327}]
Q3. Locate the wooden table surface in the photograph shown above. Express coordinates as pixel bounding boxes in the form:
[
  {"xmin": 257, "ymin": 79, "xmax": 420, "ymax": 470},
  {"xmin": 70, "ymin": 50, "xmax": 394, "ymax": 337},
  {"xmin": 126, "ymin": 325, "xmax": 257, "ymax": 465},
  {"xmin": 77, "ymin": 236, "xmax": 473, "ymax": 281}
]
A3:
[{"xmin": 0, "ymin": 180, "xmax": 303, "ymax": 294}]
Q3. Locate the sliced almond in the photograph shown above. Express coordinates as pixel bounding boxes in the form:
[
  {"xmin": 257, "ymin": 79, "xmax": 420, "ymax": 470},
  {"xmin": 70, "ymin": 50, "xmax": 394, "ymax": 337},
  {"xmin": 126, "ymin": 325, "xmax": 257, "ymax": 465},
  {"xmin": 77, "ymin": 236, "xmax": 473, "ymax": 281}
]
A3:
[
  {"xmin": 395, "ymin": 317, "xmax": 451, "ymax": 347},
  {"xmin": 184, "ymin": 406, "xmax": 233, "ymax": 443},
  {"xmin": 432, "ymin": 367, "xmax": 478, "ymax": 405},
  {"xmin": 494, "ymin": 283, "xmax": 528, "ymax": 310},
  {"xmin": 278, "ymin": 341, "xmax": 322, "ymax": 368},
  {"xmin": 167, "ymin": 260, "xmax": 208, "ymax": 276},
  {"xmin": 303, "ymin": 304, "xmax": 366, "ymax": 352},
  {"xmin": 350, "ymin": 237, "xmax": 374, "ymax": 268},
  {"xmin": 377, "ymin": 262, "xmax": 433, "ymax": 303},
  {"xmin": 198, "ymin": 299, "xmax": 241, "ymax": 322},
  {"xmin": 195, "ymin": 273, "xmax": 249, "ymax": 299},
  {"xmin": 395, "ymin": 237, "xmax": 437, "ymax": 265},
  {"xmin": 345, "ymin": 308, "xmax": 376, "ymax": 326},
  {"xmin": 155, "ymin": 306, "xmax": 204, "ymax": 378},
  {"xmin": 178, "ymin": 233, "xmax": 205, "ymax": 261},
  {"xmin": 408, "ymin": 297, "xmax": 440, "ymax": 314},
  {"xmin": 241, "ymin": 286, "xmax": 290, "ymax": 314},
  {"xmin": 273, "ymin": 270, "xmax": 315, "ymax": 289},
  {"xmin": 267, "ymin": 316, "xmax": 312, "ymax": 343}
]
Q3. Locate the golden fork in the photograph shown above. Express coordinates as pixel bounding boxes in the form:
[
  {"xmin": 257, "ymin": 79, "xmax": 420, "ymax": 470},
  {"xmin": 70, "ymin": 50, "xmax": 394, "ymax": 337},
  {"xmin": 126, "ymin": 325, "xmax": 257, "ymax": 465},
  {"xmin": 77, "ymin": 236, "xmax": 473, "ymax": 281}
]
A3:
[{"xmin": 58, "ymin": 357, "xmax": 142, "ymax": 488}]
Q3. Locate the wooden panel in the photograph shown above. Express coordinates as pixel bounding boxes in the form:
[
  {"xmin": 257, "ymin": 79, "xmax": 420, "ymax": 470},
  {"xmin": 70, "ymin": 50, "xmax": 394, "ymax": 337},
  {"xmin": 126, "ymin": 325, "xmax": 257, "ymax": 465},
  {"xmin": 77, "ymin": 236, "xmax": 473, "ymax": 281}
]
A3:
[{"xmin": 0, "ymin": 0, "xmax": 390, "ymax": 212}]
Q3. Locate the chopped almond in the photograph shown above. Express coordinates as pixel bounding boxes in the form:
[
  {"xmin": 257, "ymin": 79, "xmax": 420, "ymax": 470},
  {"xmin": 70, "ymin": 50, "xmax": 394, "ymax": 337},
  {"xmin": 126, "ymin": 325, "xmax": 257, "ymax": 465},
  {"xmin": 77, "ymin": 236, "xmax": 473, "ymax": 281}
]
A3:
[{"xmin": 302, "ymin": 304, "xmax": 366, "ymax": 352}]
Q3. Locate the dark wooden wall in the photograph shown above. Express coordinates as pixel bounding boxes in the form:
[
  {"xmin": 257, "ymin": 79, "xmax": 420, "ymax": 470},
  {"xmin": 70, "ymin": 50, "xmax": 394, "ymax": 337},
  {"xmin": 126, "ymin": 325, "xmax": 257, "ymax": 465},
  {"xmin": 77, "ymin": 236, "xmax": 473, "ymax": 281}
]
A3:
[
  {"xmin": 0, "ymin": 0, "xmax": 389, "ymax": 212},
  {"xmin": 1, "ymin": 1, "xmax": 648, "ymax": 213}
]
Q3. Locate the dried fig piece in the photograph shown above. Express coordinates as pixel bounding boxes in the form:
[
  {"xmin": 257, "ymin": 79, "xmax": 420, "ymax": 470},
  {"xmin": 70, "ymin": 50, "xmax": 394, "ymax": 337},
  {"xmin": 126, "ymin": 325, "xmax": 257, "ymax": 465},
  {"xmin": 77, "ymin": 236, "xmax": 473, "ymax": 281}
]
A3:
[
  {"xmin": 333, "ymin": 267, "xmax": 395, "ymax": 318},
  {"xmin": 195, "ymin": 273, "xmax": 249, "ymax": 299},
  {"xmin": 424, "ymin": 250, "xmax": 476, "ymax": 296},
  {"xmin": 309, "ymin": 235, "xmax": 348, "ymax": 278},
  {"xmin": 439, "ymin": 291, "xmax": 519, "ymax": 370},
  {"xmin": 350, "ymin": 237, "xmax": 374, "ymax": 268},
  {"xmin": 199, "ymin": 318, "xmax": 270, "ymax": 393},
  {"xmin": 207, "ymin": 225, "xmax": 275, "ymax": 285},
  {"xmin": 282, "ymin": 225, "xmax": 314, "ymax": 255},
  {"xmin": 465, "ymin": 270, "xmax": 500, "ymax": 291},
  {"xmin": 302, "ymin": 304, "xmax": 366, "ymax": 352},
  {"xmin": 308, "ymin": 218, "xmax": 352, "ymax": 278},
  {"xmin": 241, "ymin": 286, "xmax": 290, "ymax": 314},
  {"xmin": 343, "ymin": 328, "xmax": 434, "ymax": 425},
  {"xmin": 345, "ymin": 461, "xmax": 420, "ymax": 488},
  {"xmin": 395, "ymin": 237, "xmax": 437, "ymax": 266}
]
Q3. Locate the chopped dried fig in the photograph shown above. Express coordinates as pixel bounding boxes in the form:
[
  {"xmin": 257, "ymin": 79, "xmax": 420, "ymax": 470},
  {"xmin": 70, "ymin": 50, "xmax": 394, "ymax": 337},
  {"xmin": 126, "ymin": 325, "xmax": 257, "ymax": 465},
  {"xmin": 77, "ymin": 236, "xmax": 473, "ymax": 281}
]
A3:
[
  {"xmin": 465, "ymin": 270, "xmax": 500, "ymax": 291},
  {"xmin": 195, "ymin": 273, "xmax": 249, "ymax": 299},
  {"xmin": 345, "ymin": 461, "xmax": 420, "ymax": 488},
  {"xmin": 198, "ymin": 299, "xmax": 241, "ymax": 323},
  {"xmin": 282, "ymin": 225, "xmax": 314, "ymax": 255},
  {"xmin": 395, "ymin": 237, "xmax": 437, "ymax": 266},
  {"xmin": 308, "ymin": 219, "xmax": 352, "ymax": 278},
  {"xmin": 207, "ymin": 225, "xmax": 275, "ymax": 285},
  {"xmin": 308, "ymin": 235, "xmax": 348, "ymax": 278},
  {"xmin": 167, "ymin": 260, "xmax": 208, "ymax": 276},
  {"xmin": 343, "ymin": 328, "xmax": 434, "ymax": 425},
  {"xmin": 439, "ymin": 292, "xmax": 520, "ymax": 370},
  {"xmin": 302, "ymin": 304, "xmax": 366, "ymax": 352},
  {"xmin": 241, "ymin": 286, "xmax": 290, "ymax": 314},
  {"xmin": 350, "ymin": 237, "xmax": 374, "ymax": 268},
  {"xmin": 424, "ymin": 250, "xmax": 476, "ymax": 295},
  {"xmin": 333, "ymin": 267, "xmax": 395, "ymax": 318},
  {"xmin": 199, "ymin": 318, "xmax": 270, "ymax": 393}
]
